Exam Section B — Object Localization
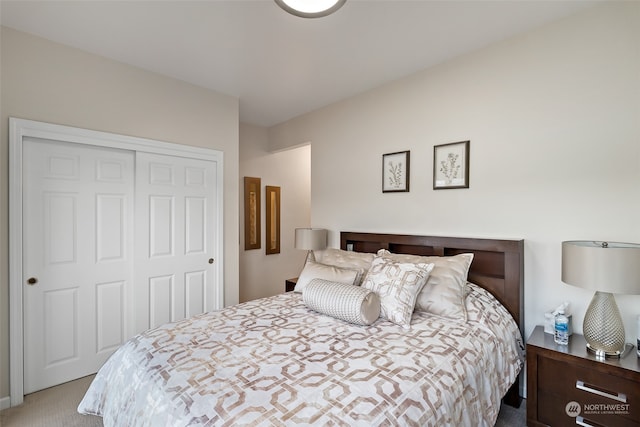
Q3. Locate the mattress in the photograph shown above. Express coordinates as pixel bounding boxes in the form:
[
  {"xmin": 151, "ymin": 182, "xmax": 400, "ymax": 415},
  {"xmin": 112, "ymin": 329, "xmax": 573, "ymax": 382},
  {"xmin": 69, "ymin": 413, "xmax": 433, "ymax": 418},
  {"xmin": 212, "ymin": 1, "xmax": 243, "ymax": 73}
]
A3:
[{"xmin": 78, "ymin": 283, "xmax": 524, "ymax": 426}]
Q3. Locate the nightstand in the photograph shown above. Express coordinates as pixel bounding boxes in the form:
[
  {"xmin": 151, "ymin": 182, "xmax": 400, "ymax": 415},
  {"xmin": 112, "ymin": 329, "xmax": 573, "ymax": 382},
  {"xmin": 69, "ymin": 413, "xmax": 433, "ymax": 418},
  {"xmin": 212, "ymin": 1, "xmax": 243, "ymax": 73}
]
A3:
[
  {"xmin": 285, "ymin": 277, "xmax": 297, "ymax": 292},
  {"xmin": 527, "ymin": 325, "xmax": 640, "ymax": 426}
]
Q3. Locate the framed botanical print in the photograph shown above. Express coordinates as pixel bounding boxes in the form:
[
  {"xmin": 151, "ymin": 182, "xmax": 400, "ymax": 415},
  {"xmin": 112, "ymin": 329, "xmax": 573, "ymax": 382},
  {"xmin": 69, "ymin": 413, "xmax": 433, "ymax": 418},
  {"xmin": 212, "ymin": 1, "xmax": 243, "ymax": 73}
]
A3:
[
  {"xmin": 433, "ymin": 141, "xmax": 469, "ymax": 189},
  {"xmin": 382, "ymin": 150, "xmax": 410, "ymax": 193}
]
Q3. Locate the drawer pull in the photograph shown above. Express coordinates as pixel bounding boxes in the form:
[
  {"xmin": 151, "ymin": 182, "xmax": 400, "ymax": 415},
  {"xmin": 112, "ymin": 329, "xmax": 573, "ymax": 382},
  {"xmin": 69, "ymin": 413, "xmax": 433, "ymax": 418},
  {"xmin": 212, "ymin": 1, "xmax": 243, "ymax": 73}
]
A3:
[{"xmin": 576, "ymin": 380, "xmax": 627, "ymax": 403}]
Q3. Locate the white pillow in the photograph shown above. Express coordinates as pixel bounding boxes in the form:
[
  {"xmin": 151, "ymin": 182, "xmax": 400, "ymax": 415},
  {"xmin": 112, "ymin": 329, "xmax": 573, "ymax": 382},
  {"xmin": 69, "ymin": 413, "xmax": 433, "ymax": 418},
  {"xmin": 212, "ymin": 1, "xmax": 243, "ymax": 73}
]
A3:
[
  {"xmin": 303, "ymin": 279, "xmax": 380, "ymax": 326},
  {"xmin": 294, "ymin": 261, "xmax": 359, "ymax": 293},
  {"xmin": 377, "ymin": 250, "xmax": 473, "ymax": 321},
  {"xmin": 313, "ymin": 248, "xmax": 375, "ymax": 285},
  {"xmin": 361, "ymin": 257, "xmax": 434, "ymax": 328}
]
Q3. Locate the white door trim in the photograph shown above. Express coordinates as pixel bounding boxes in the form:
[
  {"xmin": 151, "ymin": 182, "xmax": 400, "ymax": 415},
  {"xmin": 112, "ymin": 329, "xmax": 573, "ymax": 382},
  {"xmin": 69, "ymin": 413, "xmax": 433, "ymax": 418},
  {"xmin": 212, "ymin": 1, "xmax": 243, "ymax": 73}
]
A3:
[{"xmin": 9, "ymin": 118, "xmax": 225, "ymax": 406}]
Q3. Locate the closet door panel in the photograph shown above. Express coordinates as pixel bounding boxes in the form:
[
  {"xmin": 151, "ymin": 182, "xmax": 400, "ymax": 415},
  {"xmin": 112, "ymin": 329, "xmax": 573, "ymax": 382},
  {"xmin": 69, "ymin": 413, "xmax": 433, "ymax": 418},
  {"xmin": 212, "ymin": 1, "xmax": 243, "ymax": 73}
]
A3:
[
  {"xmin": 135, "ymin": 152, "xmax": 218, "ymax": 333},
  {"xmin": 23, "ymin": 138, "xmax": 134, "ymax": 393}
]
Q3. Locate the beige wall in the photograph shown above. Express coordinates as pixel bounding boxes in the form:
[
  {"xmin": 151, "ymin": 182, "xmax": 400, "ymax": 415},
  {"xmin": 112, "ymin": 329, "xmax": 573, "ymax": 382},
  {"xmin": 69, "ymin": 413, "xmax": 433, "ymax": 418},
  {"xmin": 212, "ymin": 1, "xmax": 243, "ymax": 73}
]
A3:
[
  {"xmin": 269, "ymin": 1, "xmax": 640, "ymax": 351},
  {"xmin": 0, "ymin": 27, "xmax": 241, "ymax": 401},
  {"xmin": 239, "ymin": 123, "xmax": 310, "ymax": 302}
]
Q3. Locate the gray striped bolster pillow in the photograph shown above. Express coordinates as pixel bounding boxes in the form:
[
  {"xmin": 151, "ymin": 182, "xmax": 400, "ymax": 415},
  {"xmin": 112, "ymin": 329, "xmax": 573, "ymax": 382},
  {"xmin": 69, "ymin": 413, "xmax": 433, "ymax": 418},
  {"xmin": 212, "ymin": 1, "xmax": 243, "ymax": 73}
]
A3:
[{"xmin": 303, "ymin": 279, "xmax": 380, "ymax": 326}]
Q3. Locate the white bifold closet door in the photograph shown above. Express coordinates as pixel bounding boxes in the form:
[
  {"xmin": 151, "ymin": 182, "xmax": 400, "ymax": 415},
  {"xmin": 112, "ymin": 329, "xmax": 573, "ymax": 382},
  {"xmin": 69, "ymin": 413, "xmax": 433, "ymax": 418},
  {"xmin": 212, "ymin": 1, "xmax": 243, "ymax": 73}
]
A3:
[
  {"xmin": 22, "ymin": 139, "xmax": 218, "ymax": 394},
  {"xmin": 134, "ymin": 152, "xmax": 218, "ymax": 333},
  {"xmin": 23, "ymin": 138, "xmax": 135, "ymax": 393}
]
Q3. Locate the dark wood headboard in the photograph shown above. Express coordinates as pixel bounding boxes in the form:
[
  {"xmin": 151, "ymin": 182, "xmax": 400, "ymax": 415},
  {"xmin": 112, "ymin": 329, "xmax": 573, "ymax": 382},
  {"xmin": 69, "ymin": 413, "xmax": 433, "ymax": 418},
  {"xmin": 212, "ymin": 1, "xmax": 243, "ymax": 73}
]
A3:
[{"xmin": 341, "ymin": 231, "xmax": 525, "ymax": 405}]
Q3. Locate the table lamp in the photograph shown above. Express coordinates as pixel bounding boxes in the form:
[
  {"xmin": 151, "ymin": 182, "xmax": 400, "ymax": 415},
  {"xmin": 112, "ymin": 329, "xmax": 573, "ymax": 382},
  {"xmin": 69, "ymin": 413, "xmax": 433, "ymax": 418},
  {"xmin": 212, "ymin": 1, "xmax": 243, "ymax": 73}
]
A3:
[
  {"xmin": 561, "ymin": 240, "xmax": 640, "ymax": 358},
  {"xmin": 295, "ymin": 228, "xmax": 327, "ymax": 263}
]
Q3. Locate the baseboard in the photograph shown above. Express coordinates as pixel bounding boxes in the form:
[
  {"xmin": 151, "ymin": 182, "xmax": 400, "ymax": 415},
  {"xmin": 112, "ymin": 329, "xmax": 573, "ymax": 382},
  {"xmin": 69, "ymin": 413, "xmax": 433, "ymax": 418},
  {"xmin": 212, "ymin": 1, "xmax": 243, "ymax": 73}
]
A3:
[{"xmin": 0, "ymin": 395, "xmax": 11, "ymax": 411}]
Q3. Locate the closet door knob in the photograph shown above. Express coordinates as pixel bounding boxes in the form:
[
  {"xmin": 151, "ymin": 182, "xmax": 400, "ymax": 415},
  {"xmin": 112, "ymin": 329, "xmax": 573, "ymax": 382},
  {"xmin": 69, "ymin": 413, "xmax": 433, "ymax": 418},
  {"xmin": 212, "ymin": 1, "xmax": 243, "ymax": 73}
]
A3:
[
  {"xmin": 208, "ymin": 258, "xmax": 214, "ymax": 264},
  {"xmin": 27, "ymin": 277, "xmax": 38, "ymax": 285}
]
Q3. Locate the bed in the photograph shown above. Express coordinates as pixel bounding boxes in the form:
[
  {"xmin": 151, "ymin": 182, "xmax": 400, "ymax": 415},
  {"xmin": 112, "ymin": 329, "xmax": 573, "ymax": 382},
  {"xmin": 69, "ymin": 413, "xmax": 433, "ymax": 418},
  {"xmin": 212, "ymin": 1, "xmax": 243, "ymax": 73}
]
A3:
[{"xmin": 78, "ymin": 232, "xmax": 525, "ymax": 426}]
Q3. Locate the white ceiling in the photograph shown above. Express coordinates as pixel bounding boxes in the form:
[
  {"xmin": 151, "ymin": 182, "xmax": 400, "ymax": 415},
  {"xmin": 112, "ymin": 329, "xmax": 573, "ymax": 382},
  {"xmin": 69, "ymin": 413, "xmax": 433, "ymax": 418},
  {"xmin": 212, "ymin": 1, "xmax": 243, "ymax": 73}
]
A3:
[{"xmin": 1, "ymin": 0, "xmax": 599, "ymax": 127}]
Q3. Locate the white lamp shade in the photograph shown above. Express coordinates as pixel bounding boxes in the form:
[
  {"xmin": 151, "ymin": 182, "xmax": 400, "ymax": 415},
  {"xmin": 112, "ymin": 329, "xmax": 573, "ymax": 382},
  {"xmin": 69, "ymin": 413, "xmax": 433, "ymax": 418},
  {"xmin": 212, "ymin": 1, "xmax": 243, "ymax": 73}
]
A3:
[
  {"xmin": 295, "ymin": 228, "xmax": 327, "ymax": 251},
  {"xmin": 561, "ymin": 241, "xmax": 640, "ymax": 295}
]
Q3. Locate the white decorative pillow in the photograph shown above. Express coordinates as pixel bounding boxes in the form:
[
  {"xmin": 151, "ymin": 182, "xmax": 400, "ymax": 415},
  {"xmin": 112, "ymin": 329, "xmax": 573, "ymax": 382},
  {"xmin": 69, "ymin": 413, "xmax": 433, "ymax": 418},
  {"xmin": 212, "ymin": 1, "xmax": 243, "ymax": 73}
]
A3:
[
  {"xmin": 303, "ymin": 279, "xmax": 380, "ymax": 326},
  {"xmin": 313, "ymin": 248, "xmax": 375, "ymax": 286},
  {"xmin": 361, "ymin": 257, "xmax": 434, "ymax": 328},
  {"xmin": 377, "ymin": 250, "xmax": 473, "ymax": 321},
  {"xmin": 294, "ymin": 261, "xmax": 359, "ymax": 293}
]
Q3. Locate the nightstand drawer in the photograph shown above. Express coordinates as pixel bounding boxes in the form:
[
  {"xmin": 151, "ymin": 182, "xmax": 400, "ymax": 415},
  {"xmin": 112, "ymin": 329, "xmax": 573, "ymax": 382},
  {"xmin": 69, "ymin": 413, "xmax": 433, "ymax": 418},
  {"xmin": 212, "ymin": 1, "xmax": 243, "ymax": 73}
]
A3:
[
  {"xmin": 538, "ymin": 356, "xmax": 639, "ymax": 425},
  {"xmin": 539, "ymin": 356, "xmax": 638, "ymax": 401},
  {"xmin": 538, "ymin": 391, "xmax": 639, "ymax": 427}
]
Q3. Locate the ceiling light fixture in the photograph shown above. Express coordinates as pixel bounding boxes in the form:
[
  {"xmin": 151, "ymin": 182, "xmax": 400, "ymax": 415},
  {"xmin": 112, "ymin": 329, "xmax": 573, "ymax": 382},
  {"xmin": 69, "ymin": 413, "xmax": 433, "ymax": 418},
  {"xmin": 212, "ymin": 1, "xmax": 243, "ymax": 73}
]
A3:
[{"xmin": 275, "ymin": 0, "xmax": 346, "ymax": 18}]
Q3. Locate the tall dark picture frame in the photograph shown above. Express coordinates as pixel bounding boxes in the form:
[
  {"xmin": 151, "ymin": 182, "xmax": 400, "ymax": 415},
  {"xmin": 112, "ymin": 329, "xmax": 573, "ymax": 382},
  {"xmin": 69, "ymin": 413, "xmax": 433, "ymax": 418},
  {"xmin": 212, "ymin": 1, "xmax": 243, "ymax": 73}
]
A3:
[
  {"xmin": 244, "ymin": 177, "xmax": 261, "ymax": 250},
  {"xmin": 382, "ymin": 150, "xmax": 410, "ymax": 193},
  {"xmin": 265, "ymin": 185, "xmax": 281, "ymax": 255},
  {"xmin": 433, "ymin": 141, "xmax": 470, "ymax": 190}
]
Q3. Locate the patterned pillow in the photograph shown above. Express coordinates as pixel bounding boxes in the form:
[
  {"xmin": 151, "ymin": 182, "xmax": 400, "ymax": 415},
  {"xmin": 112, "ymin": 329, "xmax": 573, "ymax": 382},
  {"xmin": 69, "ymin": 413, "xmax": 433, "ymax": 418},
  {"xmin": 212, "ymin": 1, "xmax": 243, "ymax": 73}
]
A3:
[
  {"xmin": 377, "ymin": 250, "xmax": 473, "ymax": 321},
  {"xmin": 313, "ymin": 248, "xmax": 375, "ymax": 286},
  {"xmin": 303, "ymin": 279, "xmax": 380, "ymax": 326},
  {"xmin": 294, "ymin": 261, "xmax": 359, "ymax": 293},
  {"xmin": 361, "ymin": 257, "xmax": 434, "ymax": 328}
]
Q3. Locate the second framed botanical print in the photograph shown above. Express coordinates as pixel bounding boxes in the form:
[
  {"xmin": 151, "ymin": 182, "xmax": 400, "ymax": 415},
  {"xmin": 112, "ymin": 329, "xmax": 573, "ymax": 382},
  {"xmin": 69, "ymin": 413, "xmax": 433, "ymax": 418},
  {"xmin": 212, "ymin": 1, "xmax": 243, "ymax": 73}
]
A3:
[{"xmin": 433, "ymin": 141, "xmax": 469, "ymax": 190}]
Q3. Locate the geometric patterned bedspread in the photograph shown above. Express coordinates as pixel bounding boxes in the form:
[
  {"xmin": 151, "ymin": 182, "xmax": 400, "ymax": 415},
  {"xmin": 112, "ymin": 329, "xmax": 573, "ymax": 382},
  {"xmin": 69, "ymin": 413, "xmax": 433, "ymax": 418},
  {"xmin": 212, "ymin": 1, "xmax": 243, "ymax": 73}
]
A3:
[{"xmin": 78, "ymin": 283, "xmax": 524, "ymax": 426}]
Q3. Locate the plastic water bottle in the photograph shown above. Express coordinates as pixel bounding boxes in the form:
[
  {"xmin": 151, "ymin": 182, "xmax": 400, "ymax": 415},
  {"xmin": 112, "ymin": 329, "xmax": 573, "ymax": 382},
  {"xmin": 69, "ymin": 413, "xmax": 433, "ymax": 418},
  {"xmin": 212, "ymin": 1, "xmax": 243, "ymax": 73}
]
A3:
[{"xmin": 555, "ymin": 309, "xmax": 569, "ymax": 345}]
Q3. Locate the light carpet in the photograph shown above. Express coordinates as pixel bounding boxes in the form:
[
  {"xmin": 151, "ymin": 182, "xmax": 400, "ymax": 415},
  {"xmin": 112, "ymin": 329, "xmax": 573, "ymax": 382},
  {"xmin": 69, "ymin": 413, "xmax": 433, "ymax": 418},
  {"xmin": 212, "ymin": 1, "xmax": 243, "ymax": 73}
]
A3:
[{"xmin": 0, "ymin": 375, "xmax": 102, "ymax": 427}]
